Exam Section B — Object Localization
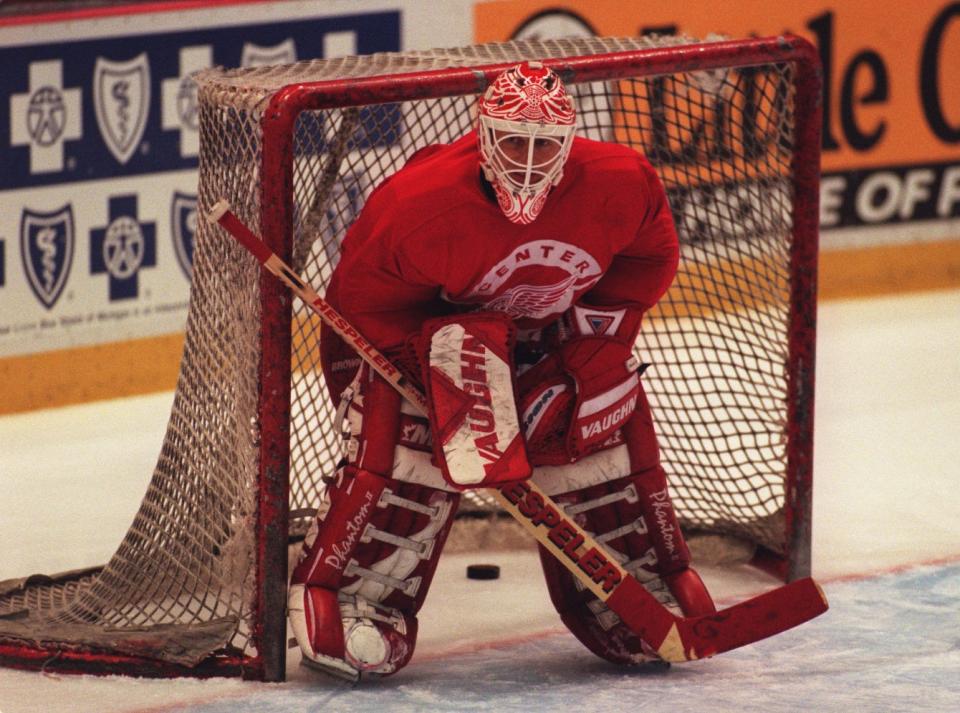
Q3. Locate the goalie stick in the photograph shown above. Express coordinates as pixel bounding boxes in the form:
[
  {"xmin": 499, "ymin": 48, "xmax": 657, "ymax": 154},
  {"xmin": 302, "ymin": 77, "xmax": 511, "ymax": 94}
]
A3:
[{"xmin": 208, "ymin": 200, "xmax": 828, "ymax": 663}]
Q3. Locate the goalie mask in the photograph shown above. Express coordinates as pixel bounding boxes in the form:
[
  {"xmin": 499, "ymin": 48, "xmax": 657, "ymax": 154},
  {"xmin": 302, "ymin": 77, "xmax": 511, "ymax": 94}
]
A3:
[{"xmin": 478, "ymin": 61, "xmax": 576, "ymax": 225}]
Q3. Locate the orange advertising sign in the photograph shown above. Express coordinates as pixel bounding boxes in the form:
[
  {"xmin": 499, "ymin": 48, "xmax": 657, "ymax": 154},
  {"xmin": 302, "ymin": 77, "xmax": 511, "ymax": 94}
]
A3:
[{"xmin": 475, "ymin": 1, "xmax": 960, "ymax": 233}]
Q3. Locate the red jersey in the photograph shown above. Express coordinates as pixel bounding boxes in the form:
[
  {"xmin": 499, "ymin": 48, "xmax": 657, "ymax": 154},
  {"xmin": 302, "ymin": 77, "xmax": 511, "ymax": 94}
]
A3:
[{"xmin": 327, "ymin": 131, "xmax": 679, "ymax": 354}]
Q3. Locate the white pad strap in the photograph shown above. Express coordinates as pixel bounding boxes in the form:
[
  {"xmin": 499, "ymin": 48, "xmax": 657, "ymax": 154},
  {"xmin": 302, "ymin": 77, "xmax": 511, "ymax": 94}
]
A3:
[
  {"xmin": 561, "ymin": 483, "xmax": 639, "ymax": 515},
  {"xmin": 345, "ymin": 560, "xmax": 423, "ymax": 598},
  {"xmin": 362, "ymin": 524, "xmax": 435, "ymax": 560},
  {"xmin": 594, "ymin": 517, "xmax": 648, "ymax": 545},
  {"xmin": 378, "ymin": 488, "xmax": 441, "ymax": 518}
]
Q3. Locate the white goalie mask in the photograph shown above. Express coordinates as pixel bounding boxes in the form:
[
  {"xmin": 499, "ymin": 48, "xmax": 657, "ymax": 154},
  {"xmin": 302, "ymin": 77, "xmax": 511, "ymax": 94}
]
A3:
[{"xmin": 477, "ymin": 61, "xmax": 576, "ymax": 225}]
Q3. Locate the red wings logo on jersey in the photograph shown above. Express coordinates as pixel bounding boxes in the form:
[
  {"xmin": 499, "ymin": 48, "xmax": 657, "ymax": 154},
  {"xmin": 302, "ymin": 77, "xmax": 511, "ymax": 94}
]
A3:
[
  {"xmin": 485, "ymin": 275, "xmax": 578, "ymax": 319},
  {"xmin": 461, "ymin": 239, "xmax": 603, "ymax": 321}
]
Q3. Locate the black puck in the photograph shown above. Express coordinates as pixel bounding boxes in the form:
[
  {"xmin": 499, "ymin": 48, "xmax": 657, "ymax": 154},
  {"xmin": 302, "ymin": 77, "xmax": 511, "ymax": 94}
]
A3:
[{"xmin": 466, "ymin": 564, "xmax": 500, "ymax": 580}]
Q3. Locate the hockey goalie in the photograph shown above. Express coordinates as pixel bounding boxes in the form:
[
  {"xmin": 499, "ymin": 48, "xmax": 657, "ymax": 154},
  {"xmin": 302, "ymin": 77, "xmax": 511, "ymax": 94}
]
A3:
[{"xmin": 287, "ymin": 61, "xmax": 718, "ymax": 681}]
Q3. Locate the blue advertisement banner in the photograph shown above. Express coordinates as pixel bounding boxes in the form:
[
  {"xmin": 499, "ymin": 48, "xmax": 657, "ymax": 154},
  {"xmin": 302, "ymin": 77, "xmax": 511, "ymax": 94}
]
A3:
[{"xmin": 1, "ymin": 11, "xmax": 401, "ymax": 191}]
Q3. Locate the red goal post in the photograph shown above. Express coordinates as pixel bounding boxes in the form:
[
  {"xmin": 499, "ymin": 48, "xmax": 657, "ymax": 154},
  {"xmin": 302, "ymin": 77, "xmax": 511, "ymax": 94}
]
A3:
[{"xmin": 0, "ymin": 33, "xmax": 821, "ymax": 682}]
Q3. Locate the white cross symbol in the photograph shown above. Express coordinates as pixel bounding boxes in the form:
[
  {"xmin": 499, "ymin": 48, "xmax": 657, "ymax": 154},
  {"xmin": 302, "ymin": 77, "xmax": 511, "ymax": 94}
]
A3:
[
  {"xmin": 162, "ymin": 45, "xmax": 212, "ymax": 158},
  {"xmin": 10, "ymin": 60, "xmax": 82, "ymax": 174}
]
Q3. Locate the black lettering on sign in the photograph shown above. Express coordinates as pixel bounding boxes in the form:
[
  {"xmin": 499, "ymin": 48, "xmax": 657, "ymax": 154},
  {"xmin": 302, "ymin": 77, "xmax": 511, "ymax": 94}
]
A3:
[
  {"xmin": 920, "ymin": 3, "xmax": 960, "ymax": 143},
  {"xmin": 809, "ymin": 10, "xmax": 890, "ymax": 154},
  {"xmin": 840, "ymin": 50, "xmax": 888, "ymax": 152},
  {"xmin": 820, "ymin": 160, "xmax": 960, "ymax": 228}
]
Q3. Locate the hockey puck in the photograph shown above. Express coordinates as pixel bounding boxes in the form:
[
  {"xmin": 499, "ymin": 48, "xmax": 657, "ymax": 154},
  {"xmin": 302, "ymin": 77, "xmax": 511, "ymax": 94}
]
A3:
[{"xmin": 466, "ymin": 564, "xmax": 500, "ymax": 580}]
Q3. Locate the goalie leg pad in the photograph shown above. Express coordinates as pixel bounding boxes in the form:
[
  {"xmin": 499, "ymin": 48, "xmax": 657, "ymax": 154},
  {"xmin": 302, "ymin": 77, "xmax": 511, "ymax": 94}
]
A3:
[
  {"xmin": 289, "ymin": 367, "xmax": 459, "ymax": 678},
  {"xmin": 538, "ymin": 465, "xmax": 715, "ymax": 665},
  {"xmin": 289, "ymin": 468, "xmax": 458, "ymax": 677},
  {"xmin": 420, "ymin": 311, "xmax": 531, "ymax": 488}
]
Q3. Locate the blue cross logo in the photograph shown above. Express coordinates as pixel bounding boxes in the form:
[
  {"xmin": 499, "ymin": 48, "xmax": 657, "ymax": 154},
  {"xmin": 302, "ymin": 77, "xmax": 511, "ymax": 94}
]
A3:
[{"xmin": 90, "ymin": 194, "xmax": 156, "ymax": 300}]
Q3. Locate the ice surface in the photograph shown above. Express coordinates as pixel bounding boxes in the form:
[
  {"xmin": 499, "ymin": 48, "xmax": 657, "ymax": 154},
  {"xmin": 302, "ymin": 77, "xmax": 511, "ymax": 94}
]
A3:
[{"xmin": 1, "ymin": 289, "xmax": 958, "ymax": 713}]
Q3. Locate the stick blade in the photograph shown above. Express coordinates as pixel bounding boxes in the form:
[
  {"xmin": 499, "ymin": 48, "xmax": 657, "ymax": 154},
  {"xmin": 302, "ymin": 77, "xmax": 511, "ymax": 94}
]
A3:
[{"xmin": 675, "ymin": 577, "xmax": 828, "ymax": 660}]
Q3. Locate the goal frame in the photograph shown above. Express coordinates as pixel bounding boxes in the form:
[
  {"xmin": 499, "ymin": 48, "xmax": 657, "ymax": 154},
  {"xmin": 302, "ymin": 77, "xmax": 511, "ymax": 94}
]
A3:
[{"xmin": 253, "ymin": 34, "xmax": 822, "ymax": 681}]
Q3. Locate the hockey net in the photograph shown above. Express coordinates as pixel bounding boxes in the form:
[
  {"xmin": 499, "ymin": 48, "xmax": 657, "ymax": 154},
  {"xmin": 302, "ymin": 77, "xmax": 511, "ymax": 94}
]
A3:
[{"xmin": 0, "ymin": 34, "xmax": 820, "ymax": 680}]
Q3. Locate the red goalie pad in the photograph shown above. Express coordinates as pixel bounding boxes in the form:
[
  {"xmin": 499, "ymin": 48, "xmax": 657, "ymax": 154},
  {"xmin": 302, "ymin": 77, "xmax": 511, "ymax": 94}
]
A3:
[{"xmin": 420, "ymin": 312, "xmax": 532, "ymax": 488}]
